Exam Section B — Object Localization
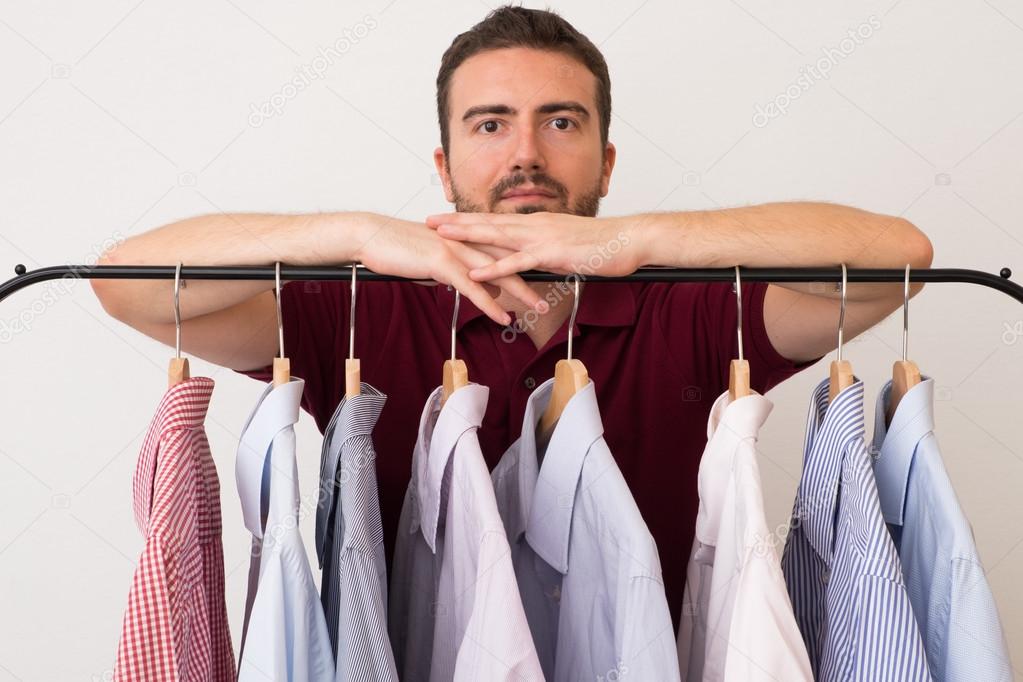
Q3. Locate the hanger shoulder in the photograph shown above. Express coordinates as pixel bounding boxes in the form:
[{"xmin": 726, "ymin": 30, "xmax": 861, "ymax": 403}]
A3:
[
  {"xmin": 441, "ymin": 358, "xmax": 468, "ymax": 407},
  {"xmin": 168, "ymin": 357, "xmax": 190, "ymax": 388},
  {"xmin": 273, "ymin": 357, "xmax": 291, "ymax": 387},
  {"xmin": 729, "ymin": 358, "xmax": 751, "ymax": 401},
  {"xmin": 828, "ymin": 359, "xmax": 854, "ymax": 403},
  {"xmin": 345, "ymin": 358, "xmax": 361, "ymax": 398},
  {"xmin": 539, "ymin": 359, "xmax": 588, "ymax": 434},
  {"xmin": 887, "ymin": 359, "xmax": 921, "ymax": 425}
]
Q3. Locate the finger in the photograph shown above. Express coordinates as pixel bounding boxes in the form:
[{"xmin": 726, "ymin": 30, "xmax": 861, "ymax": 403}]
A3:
[
  {"xmin": 447, "ymin": 271, "xmax": 511, "ymax": 326},
  {"xmin": 494, "ymin": 273, "xmax": 548, "ymax": 313},
  {"xmin": 436, "ymin": 222, "xmax": 522, "ymax": 250},
  {"xmin": 469, "ymin": 250, "xmax": 540, "ymax": 281}
]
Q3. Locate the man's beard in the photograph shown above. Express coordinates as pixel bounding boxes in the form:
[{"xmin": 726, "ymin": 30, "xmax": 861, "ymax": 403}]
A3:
[{"xmin": 450, "ymin": 172, "xmax": 602, "ymax": 217}]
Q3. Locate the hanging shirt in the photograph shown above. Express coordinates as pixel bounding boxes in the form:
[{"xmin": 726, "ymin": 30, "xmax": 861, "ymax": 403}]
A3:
[
  {"xmin": 781, "ymin": 377, "xmax": 932, "ymax": 682},
  {"xmin": 235, "ymin": 280, "xmax": 823, "ymax": 627},
  {"xmin": 388, "ymin": 383, "xmax": 543, "ymax": 682},
  {"xmin": 315, "ymin": 382, "xmax": 399, "ymax": 681},
  {"xmin": 677, "ymin": 390, "xmax": 812, "ymax": 682},
  {"xmin": 114, "ymin": 377, "xmax": 236, "ymax": 681},
  {"xmin": 871, "ymin": 377, "xmax": 1012, "ymax": 682},
  {"xmin": 491, "ymin": 377, "xmax": 680, "ymax": 682},
  {"xmin": 236, "ymin": 378, "xmax": 334, "ymax": 682}
]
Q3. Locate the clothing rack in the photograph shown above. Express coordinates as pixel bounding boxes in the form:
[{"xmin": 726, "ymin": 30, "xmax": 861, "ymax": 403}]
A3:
[{"xmin": 2, "ymin": 263, "xmax": 1022, "ymax": 304}]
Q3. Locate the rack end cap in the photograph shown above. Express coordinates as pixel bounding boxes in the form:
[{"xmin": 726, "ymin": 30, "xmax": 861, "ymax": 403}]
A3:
[
  {"xmin": 14, "ymin": 264, "xmax": 26, "ymax": 275},
  {"xmin": 1000, "ymin": 267, "xmax": 1012, "ymax": 279}
]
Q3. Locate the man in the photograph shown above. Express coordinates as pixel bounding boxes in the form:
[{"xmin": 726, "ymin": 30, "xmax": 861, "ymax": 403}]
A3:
[{"xmin": 92, "ymin": 6, "xmax": 933, "ymax": 628}]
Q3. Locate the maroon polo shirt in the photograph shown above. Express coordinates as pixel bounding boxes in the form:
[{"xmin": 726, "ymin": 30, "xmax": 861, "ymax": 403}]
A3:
[{"xmin": 236, "ymin": 278, "xmax": 821, "ymax": 629}]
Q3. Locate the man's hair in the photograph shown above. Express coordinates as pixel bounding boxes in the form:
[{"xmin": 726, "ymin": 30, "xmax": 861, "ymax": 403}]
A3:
[{"xmin": 436, "ymin": 5, "xmax": 612, "ymax": 160}]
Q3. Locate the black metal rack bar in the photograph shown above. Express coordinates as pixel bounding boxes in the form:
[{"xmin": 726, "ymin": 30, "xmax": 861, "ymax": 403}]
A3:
[{"xmin": 2, "ymin": 263, "xmax": 1021, "ymax": 305}]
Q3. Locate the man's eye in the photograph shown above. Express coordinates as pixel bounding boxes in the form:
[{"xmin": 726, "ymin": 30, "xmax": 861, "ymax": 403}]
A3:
[
  {"xmin": 479, "ymin": 120, "xmax": 501, "ymax": 134},
  {"xmin": 550, "ymin": 118, "xmax": 575, "ymax": 131}
]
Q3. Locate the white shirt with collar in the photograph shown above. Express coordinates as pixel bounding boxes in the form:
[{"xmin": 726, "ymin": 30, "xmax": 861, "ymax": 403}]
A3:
[
  {"xmin": 491, "ymin": 377, "xmax": 680, "ymax": 682},
  {"xmin": 235, "ymin": 378, "xmax": 335, "ymax": 682},
  {"xmin": 677, "ymin": 390, "xmax": 812, "ymax": 681},
  {"xmin": 388, "ymin": 383, "xmax": 543, "ymax": 682}
]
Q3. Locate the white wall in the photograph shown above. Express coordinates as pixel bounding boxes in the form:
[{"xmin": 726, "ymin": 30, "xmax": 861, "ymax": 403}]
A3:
[{"xmin": 0, "ymin": 1, "xmax": 1021, "ymax": 679}]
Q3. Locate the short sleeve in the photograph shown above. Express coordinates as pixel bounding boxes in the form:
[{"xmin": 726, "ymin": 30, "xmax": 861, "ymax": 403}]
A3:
[
  {"xmin": 658, "ymin": 281, "xmax": 822, "ymax": 399},
  {"xmin": 234, "ymin": 280, "xmax": 347, "ymax": 431}
]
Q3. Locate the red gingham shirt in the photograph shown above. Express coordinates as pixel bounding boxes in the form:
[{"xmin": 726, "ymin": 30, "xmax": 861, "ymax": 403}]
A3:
[{"xmin": 114, "ymin": 377, "xmax": 236, "ymax": 681}]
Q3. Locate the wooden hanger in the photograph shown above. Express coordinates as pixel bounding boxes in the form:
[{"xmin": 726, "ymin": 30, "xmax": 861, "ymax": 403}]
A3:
[
  {"xmin": 887, "ymin": 264, "xmax": 921, "ymax": 425},
  {"xmin": 168, "ymin": 262, "xmax": 190, "ymax": 387},
  {"xmin": 829, "ymin": 263, "xmax": 855, "ymax": 403},
  {"xmin": 345, "ymin": 264, "xmax": 361, "ymax": 398},
  {"xmin": 729, "ymin": 266, "xmax": 752, "ymax": 401},
  {"xmin": 272, "ymin": 262, "xmax": 291, "ymax": 387},
  {"xmin": 539, "ymin": 277, "xmax": 589, "ymax": 435},
  {"xmin": 441, "ymin": 288, "xmax": 469, "ymax": 407}
]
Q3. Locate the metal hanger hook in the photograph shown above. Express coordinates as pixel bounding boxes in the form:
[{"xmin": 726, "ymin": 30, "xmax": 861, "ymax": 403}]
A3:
[
  {"xmin": 275, "ymin": 262, "xmax": 284, "ymax": 359},
  {"xmin": 173, "ymin": 262, "xmax": 183, "ymax": 359},
  {"xmin": 837, "ymin": 263, "xmax": 847, "ymax": 363},
  {"xmin": 566, "ymin": 275, "xmax": 581, "ymax": 361},
  {"xmin": 902, "ymin": 263, "xmax": 910, "ymax": 362},
  {"xmin": 734, "ymin": 266, "xmax": 744, "ymax": 362},
  {"xmin": 349, "ymin": 263, "xmax": 358, "ymax": 360},
  {"xmin": 451, "ymin": 287, "xmax": 460, "ymax": 362}
]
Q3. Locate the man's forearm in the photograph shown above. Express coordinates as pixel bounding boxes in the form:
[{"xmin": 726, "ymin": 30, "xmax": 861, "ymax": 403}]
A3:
[
  {"xmin": 94, "ymin": 211, "xmax": 371, "ymax": 324},
  {"xmin": 632, "ymin": 201, "xmax": 933, "ymax": 300}
]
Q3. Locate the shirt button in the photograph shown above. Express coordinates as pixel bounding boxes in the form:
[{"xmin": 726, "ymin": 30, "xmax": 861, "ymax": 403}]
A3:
[
  {"xmin": 524, "ymin": 376, "xmax": 536, "ymax": 389},
  {"xmin": 822, "ymin": 567, "xmax": 831, "ymax": 584}
]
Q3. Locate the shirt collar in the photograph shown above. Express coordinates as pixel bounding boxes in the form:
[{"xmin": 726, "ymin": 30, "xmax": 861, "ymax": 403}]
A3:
[
  {"xmin": 695, "ymin": 390, "xmax": 773, "ymax": 543},
  {"xmin": 510, "ymin": 376, "xmax": 604, "ymax": 575},
  {"xmin": 236, "ymin": 377, "xmax": 305, "ymax": 539},
  {"xmin": 796, "ymin": 376, "xmax": 865, "ymax": 564},
  {"xmin": 871, "ymin": 376, "xmax": 935, "ymax": 525},
  {"xmin": 411, "ymin": 382, "xmax": 489, "ymax": 552},
  {"xmin": 434, "ymin": 280, "xmax": 640, "ymax": 332}
]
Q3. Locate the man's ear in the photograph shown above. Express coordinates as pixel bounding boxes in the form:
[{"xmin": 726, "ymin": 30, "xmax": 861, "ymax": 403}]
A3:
[
  {"xmin": 600, "ymin": 141, "xmax": 617, "ymax": 197},
  {"xmin": 433, "ymin": 147, "xmax": 455, "ymax": 203}
]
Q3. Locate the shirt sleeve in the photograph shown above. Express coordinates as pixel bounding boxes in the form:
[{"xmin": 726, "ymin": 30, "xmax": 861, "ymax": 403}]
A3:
[
  {"xmin": 658, "ymin": 281, "xmax": 823, "ymax": 399},
  {"xmin": 234, "ymin": 280, "xmax": 346, "ymax": 430}
]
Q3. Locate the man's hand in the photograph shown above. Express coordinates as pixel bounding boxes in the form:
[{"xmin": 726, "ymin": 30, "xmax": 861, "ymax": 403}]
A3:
[
  {"xmin": 354, "ymin": 214, "xmax": 546, "ymax": 325},
  {"xmin": 425, "ymin": 211, "xmax": 645, "ymax": 280}
]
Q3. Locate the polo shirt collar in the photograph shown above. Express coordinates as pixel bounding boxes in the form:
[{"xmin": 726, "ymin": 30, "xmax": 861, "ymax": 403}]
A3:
[
  {"xmin": 434, "ymin": 280, "xmax": 640, "ymax": 332},
  {"xmin": 511, "ymin": 376, "xmax": 604, "ymax": 575},
  {"xmin": 871, "ymin": 376, "xmax": 935, "ymax": 526},
  {"xmin": 412, "ymin": 382, "xmax": 489, "ymax": 552}
]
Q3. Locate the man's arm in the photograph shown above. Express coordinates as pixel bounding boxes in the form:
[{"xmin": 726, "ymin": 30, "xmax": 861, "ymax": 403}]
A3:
[
  {"xmin": 639, "ymin": 202, "xmax": 934, "ymax": 363},
  {"xmin": 427, "ymin": 201, "xmax": 934, "ymax": 365}
]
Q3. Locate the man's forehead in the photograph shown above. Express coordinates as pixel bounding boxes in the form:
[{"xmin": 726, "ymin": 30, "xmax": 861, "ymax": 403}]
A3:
[{"xmin": 449, "ymin": 47, "xmax": 596, "ymax": 116}]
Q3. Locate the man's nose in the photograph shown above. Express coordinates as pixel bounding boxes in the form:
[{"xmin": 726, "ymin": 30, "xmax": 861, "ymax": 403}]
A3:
[{"xmin": 510, "ymin": 127, "xmax": 545, "ymax": 172}]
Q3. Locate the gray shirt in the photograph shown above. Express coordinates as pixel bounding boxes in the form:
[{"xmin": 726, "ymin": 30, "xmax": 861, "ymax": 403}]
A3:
[{"xmin": 491, "ymin": 377, "xmax": 681, "ymax": 682}]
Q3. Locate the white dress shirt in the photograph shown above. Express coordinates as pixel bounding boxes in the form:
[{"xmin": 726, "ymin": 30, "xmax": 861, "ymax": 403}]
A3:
[
  {"xmin": 872, "ymin": 377, "xmax": 1011, "ymax": 681},
  {"xmin": 236, "ymin": 378, "xmax": 335, "ymax": 682},
  {"xmin": 677, "ymin": 390, "xmax": 812, "ymax": 681},
  {"xmin": 389, "ymin": 383, "xmax": 543, "ymax": 682},
  {"xmin": 491, "ymin": 377, "xmax": 680, "ymax": 682}
]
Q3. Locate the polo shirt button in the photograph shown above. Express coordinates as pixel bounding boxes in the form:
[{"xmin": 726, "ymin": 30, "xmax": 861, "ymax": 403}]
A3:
[{"xmin": 524, "ymin": 376, "xmax": 536, "ymax": 389}]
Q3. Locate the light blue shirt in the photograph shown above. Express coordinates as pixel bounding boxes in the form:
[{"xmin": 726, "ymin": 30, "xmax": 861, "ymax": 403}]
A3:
[
  {"xmin": 782, "ymin": 377, "xmax": 932, "ymax": 681},
  {"xmin": 491, "ymin": 377, "xmax": 680, "ymax": 682},
  {"xmin": 871, "ymin": 377, "xmax": 1012, "ymax": 682},
  {"xmin": 236, "ymin": 378, "xmax": 335, "ymax": 682}
]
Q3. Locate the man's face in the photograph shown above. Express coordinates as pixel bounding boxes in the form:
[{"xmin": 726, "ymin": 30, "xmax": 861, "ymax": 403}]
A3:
[{"xmin": 435, "ymin": 47, "xmax": 615, "ymax": 217}]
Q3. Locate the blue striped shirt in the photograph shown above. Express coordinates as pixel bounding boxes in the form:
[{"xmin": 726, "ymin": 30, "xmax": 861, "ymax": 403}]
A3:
[
  {"xmin": 782, "ymin": 377, "xmax": 932, "ymax": 681},
  {"xmin": 871, "ymin": 377, "xmax": 1012, "ymax": 681},
  {"xmin": 315, "ymin": 382, "xmax": 399, "ymax": 681}
]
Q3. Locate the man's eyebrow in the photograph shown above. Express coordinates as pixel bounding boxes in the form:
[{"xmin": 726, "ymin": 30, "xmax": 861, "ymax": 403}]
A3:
[{"xmin": 461, "ymin": 101, "xmax": 592, "ymax": 122}]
